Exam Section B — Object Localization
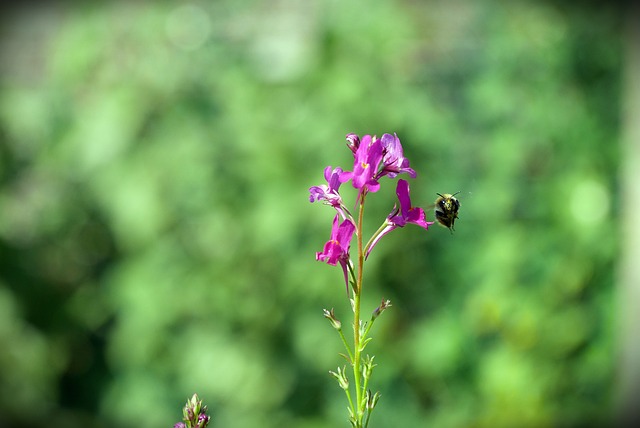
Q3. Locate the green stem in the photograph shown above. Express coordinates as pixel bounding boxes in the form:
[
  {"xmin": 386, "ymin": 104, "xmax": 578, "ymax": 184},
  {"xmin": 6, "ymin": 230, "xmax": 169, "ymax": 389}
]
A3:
[
  {"xmin": 353, "ymin": 293, "xmax": 362, "ymax": 424},
  {"xmin": 338, "ymin": 328, "xmax": 354, "ymax": 363},
  {"xmin": 353, "ymin": 194, "xmax": 366, "ymax": 425},
  {"xmin": 344, "ymin": 385, "xmax": 356, "ymax": 420},
  {"xmin": 364, "ymin": 408, "xmax": 372, "ymax": 428},
  {"xmin": 362, "ymin": 317, "xmax": 377, "ymax": 342},
  {"xmin": 363, "ymin": 219, "xmax": 391, "ymax": 259}
]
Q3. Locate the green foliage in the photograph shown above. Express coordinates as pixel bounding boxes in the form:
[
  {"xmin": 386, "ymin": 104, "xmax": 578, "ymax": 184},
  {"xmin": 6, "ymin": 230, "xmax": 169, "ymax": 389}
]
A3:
[{"xmin": 0, "ymin": 1, "xmax": 620, "ymax": 427}]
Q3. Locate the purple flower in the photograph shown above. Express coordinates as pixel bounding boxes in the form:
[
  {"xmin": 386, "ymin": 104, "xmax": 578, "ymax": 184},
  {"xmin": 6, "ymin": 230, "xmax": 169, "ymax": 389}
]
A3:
[
  {"xmin": 340, "ymin": 135, "xmax": 384, "ymax": 194},
  {"xmin": 309, "ymin": 166, "xmax": 343, "ymax": 203},
  {"xmin": 174, "ymin": 424, "xmax": 186, "ymax": 428},
  {"xmin": 389, "ymin": 179, "xmax": 431, "ymax": 228},
  {"xmin": 378, "ymin": 133, "xmax": 416, "ymax": 179},
  {"xmin": 309, "ymin": 166, "xmax": 349, "ymax": 219},
  {"xmin": 316, "ymin": 215, "xmax": 356, "ymax": 292},
  {"xmin": 366, "ymin": 179, "xmax": 433, "ymax": 259}
]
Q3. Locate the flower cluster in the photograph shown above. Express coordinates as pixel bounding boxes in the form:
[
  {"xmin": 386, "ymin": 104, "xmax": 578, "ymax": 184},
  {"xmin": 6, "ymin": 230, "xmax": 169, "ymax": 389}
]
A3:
[
  {"xmin": 309, "ymin": 132, "xmax": 433, "ymax": 428},
  {"xmin": 174, "ymin": 394, "xmax": 211, "ymax": 428},
  {"xmin": 310, "ymin": 133, "xmax": 433, "ymax": 293},
  {"xmin": 309, "ymin": 134, "xmax": 433, "ymax": 428}
]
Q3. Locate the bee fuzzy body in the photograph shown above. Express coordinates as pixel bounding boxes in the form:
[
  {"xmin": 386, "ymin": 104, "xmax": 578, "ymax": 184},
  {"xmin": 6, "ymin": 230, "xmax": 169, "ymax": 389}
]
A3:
[{"xmin": 434, "ymin": 192, "xmax": 460, "ymax": 233}]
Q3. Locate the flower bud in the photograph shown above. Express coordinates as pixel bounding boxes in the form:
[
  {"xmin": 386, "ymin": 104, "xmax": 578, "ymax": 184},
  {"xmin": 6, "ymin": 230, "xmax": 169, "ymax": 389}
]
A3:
[
  {"xmin": 176, "ymin": 393, "xmax": 211, "ymax": 428},
  {"xmin": 346, "ymin": 133, "xmax": 360, "ymax": 154},
  {"xmin": 362, "ymin": 355, "xmax": 376, "ymax": 379},
  {"xmin": 366, "ymin": 390, "xmax": 381, "ymax": 411},
  {"xmin": 196, "ymin": 413, "xmax": 211, "ymax": 428},
  {"xmin": 323, "ymin": 308, "xmax": 342, "ymax": 330},
  {"xmin": 372, "ymin": 299, "xmax": 392, "ymax": 320},
  {"xmin": 329, "ymin": 366, "xmax": 350, "ymax": 390}
]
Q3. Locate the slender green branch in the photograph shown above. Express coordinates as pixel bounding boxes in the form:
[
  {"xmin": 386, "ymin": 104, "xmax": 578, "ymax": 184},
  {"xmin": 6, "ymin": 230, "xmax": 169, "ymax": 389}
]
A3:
[
  {"xmin": 363, "ymin": 219, "xmax": 391, "ymax": 259},
  {"xmin": 344, "ymin": 386, "xmax": 355, "ymax": 417},
  {"xmin": 364, "ymin": 409, "xmax": 372, "ymax": 428},
  {"xmin": 347, "ymin": 259, "xmax": 358, "ymax": 295},
  {"xmin": 362, "ymin": 372, "xmax": 371, "ymax": 403},
  {"xmin": 337, "ymin": 328, "xmax": 354, "ymax": 362},
  {"xmin": 362, "ymin": 317, "xmax": 377, "ymax": 343}
]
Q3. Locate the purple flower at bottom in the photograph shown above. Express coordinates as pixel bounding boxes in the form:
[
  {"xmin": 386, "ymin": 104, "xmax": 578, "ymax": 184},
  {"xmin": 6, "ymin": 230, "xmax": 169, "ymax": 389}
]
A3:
[
  {"xmin": 316, "ymin": 215, "xmax": 356, "ymax": 292},
  {"xmin": 176, "ymin": 393, "xmax": 211, "ymax": 428},
  {"xmin": 197, "ymin": 414, "xmax": 211, "ymax": 428},
  {"xmin": 366, "ymin": 179, "xmax": 433, "ymax": 259}
]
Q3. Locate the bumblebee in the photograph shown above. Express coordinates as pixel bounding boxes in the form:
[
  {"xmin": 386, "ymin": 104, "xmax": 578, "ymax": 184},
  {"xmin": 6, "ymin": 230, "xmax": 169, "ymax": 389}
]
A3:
[{"xmin": 434, "ymin": 192, "xmax": 460, "ymax": 233}]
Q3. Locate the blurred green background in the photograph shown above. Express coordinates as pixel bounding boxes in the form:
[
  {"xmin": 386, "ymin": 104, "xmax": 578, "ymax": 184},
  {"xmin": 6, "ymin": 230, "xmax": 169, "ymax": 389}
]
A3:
[{"xmin": 0, "ymin": 1, "xmax": 629, "ymax": 427}]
